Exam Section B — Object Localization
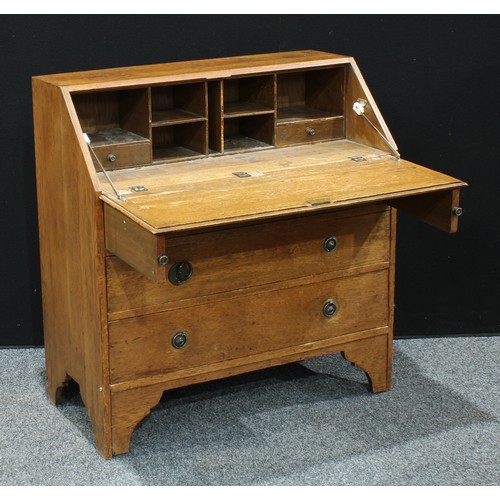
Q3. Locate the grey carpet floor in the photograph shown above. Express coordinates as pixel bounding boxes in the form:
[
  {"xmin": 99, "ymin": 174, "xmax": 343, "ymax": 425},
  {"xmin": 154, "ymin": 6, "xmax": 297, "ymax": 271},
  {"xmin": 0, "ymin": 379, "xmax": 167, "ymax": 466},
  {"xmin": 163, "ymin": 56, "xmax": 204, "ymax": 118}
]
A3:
[{"xmin": 0, "ymin": 337, "xmax": 499, "ymax": 486}]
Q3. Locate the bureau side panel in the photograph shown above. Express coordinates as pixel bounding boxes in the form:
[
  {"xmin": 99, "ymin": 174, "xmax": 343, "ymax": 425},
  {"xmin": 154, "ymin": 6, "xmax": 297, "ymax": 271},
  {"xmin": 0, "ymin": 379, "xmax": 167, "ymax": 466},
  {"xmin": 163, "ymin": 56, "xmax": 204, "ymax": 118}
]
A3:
[{"xmin": 32, "ymin": 79, "xmax": 112, "ymax": 457}]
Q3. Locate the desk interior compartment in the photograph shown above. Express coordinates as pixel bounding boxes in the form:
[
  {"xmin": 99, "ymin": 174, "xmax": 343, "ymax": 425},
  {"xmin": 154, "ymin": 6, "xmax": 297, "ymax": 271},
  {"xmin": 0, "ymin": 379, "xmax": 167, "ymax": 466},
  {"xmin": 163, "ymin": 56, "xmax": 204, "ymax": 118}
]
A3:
[
  {"xmin": 151, "ymin": 82, "xmax": 208, "ymax": 127},
  {"xmin": 151, "ymin": 82, "xmax": 208, "ymax": 162},
  {"xmin": 72, "ymin": 88, "xmax": 151, "ymax": 169},
  {"xmin": 152, "ymin": 121, "xmax": 208, "ymax": 162},
  {"xmin": 223, "ymin": 75, "xmax": 275, "ymax": 118},
  {"xmin": 223, "ymin": 114, "xmax": 275, "ymax": 153},
  {"xmin": 209, "ymin": 75, "xmax": 276, "ymax": 154},
  {"xmin": 276, "ymin": 67, "xmax": 345, "ymax": 145}
]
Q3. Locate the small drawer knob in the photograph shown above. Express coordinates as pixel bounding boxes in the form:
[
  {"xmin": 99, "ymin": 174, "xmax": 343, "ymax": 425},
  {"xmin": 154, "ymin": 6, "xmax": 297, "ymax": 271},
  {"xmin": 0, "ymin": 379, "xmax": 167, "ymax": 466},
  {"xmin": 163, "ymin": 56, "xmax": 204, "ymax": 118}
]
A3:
[
  {"xmin": 157, "ymin": 254, "xmax": 169, "ymax": 266},
  {"xmin": 171, "ymin": 331, "xmax": 188, "ymax": 349},
  {"xmin": 324, "ymin": 236, "xmax": 337, "ymax": 252},
  {"xmin": 323, "ymin": 300, "xmax": 338, "ymax": 318},
  {"xmin": 168, "ymin": 261, "xmax": 193, "ymax": 285},
  {"xmin": 306, "ymin": 128, "xmax": 315, "ymax": 136},
  {"xmin": 107, "ymin": 153, "xmax": 117, "ymax": 162},
  {"xmin": 453, "ymin": 207, "xmax": 463, "ymax": 216}
]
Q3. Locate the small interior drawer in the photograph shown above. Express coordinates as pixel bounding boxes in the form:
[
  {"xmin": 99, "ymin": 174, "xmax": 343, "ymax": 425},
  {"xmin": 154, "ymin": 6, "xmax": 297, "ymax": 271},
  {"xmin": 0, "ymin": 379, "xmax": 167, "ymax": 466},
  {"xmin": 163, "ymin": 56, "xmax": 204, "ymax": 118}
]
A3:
[
  {"xmin": 108, "ymin": 268, "xmax": 390, "ymax": 384},
  {"xmin": 104, "ymin": 205, "xmax": 391, "ymax": 314},
  {"xmin": 91, "ymin": 141, "xmax": 152, "ymax": 170},
  {"xmin": 275, "ymin": 118, "xmax": 344, "ymax": 146}
]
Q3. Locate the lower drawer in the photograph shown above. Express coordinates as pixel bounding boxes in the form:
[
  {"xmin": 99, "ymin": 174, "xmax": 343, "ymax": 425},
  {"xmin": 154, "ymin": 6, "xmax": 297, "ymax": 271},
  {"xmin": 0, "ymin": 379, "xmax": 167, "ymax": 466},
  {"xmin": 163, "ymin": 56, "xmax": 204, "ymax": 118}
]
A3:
[{"xmin": 109, "ymin": 269, "xmax": 389, "ymax": 384}]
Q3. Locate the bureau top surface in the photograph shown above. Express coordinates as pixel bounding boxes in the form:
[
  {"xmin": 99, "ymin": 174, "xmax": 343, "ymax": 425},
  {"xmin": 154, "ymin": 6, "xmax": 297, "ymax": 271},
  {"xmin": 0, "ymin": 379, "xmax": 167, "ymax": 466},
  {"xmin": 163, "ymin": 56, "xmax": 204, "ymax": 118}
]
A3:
[
  {"xmin": 34, "ymin": 50, "xmax": 349, "ymax": 90},
  {"xmin": 98, "ymin": 140, "xmax": 466, "ymax": 233}
]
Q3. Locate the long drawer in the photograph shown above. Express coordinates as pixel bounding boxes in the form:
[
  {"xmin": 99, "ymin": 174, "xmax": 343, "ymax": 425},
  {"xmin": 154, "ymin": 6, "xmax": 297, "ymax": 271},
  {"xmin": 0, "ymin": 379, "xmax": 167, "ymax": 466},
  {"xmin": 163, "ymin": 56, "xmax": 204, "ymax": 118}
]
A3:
[
  {"xmin": 106, "ymin": 205, "xmax": 391, "ymax": 316},
  {"xmin": 108, "ymin": 269, "xmax": 389, "ymax": 384}
]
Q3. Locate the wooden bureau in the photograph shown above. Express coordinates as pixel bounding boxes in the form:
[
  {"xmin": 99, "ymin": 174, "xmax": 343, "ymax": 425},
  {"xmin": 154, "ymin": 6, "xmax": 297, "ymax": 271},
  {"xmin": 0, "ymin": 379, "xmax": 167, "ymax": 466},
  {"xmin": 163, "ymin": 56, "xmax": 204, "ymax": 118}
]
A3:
[{"xmin": 32, "ymin": 50, "xmax": 466, "ymax": 458}]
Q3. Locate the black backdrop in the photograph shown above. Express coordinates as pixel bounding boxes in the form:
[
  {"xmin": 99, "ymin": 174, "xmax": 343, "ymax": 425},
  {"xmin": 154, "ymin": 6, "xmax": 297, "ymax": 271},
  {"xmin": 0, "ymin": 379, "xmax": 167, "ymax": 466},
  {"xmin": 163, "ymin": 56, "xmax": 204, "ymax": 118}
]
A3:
[{"xmin": 1, "ymin": 14, "xmax": 499, "ymax": 346}]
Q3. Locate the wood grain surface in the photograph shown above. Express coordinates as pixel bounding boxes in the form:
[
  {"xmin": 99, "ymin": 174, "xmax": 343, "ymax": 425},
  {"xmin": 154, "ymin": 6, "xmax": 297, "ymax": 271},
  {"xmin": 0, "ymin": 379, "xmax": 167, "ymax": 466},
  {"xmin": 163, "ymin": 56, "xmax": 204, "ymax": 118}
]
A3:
[
  {"xmin": 98, "ymin": 140, "xmax": 464, "ymax": 232},
  {"xmin": 37, "ymin": 50, "xmax": 349, "ymax": 90},
  {"xmin": 33, "ymin": 80, "xmax": 112, "ymax": 457}
]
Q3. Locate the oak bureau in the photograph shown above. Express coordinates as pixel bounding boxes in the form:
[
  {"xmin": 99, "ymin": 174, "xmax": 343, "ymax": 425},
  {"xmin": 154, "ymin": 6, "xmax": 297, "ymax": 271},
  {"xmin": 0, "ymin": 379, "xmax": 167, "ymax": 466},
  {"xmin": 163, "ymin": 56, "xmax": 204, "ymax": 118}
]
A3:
[{"xmin": 32, "ymin": 50, "xmax": 466, "ymax": 458}]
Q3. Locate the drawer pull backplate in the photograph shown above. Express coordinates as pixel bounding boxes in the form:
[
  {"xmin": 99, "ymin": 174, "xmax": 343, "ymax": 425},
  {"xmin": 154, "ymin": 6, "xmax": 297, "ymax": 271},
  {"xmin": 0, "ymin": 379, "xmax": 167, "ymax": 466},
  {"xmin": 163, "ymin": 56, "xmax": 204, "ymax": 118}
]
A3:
[
  {"xmin": 168, "ymin": 262, "xmax": 193, "ymax": 285},
  {"xmin": 323, "ymin": 300, "xmax": 338, "ymax": 318}
]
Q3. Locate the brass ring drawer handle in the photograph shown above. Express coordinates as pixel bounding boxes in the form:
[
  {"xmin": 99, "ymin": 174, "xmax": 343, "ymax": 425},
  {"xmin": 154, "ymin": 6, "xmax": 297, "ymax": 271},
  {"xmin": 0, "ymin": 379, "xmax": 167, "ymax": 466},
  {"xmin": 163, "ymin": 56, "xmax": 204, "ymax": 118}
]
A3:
[
  {"xmin": 324, "ymin": 236, "xmax": 337, "ymax": 252},
  {"xmin": 107, "ymin": 153, "xmax": 117, "ymax": 162},
  {"xmin": 323, "ymin": 300, "xmax": 338, "ymax": 318},
  {"xmin": 171, "ymin": 331, "xmax": 188, "ymax": 349},
  {"xmin": 168, "ymin": 261, "xmax": 193, "ymax": 285}
]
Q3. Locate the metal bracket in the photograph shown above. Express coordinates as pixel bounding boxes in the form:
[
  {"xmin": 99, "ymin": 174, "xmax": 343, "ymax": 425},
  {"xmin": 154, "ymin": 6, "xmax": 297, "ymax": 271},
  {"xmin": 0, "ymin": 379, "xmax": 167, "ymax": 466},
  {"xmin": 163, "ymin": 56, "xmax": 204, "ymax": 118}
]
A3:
[
  {"xmin": 308, "ymin": 198, "xmax": 331, "ymax": 206},
  {"xmin": 83, "ymin": 133, "xmax": 126, "ymax": 201},
  {"xmin": 352, "ymin": 98, "xmax": 400, "ymax": 160}
]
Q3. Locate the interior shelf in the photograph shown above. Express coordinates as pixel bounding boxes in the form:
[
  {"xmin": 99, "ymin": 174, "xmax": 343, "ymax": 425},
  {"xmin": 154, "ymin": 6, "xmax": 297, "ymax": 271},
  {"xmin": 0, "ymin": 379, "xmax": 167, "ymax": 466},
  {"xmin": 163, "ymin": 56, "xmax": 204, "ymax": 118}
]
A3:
[
  {"xmin": 224, "ymin": 102, "xmax": 275, "ymax": 118},
  {"xmin": 223, "ymin": 135, "xmax": 273, "ymax": 153},
  {"xmin": 277, "ymin": 105, "xmax": 343, "ymax": 125},
  {"xmin": 153, "ymin": 145, "xmax": 206, "ymax": 162},
  {"xmin": 86, "ymin": 128, "xmax": 150, "ymax": 146},
  {"xmin": 152, "ymin": 109, "xmax": 207, "ymax": 127}
]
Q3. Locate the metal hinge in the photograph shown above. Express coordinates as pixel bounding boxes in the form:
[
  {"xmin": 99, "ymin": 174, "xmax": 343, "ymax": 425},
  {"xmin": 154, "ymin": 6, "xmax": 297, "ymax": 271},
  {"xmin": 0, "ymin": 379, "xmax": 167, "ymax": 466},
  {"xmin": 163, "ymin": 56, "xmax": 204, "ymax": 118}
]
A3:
[{"xmin": 307, "ymin": 198, "xmax": 331, "ymax": 206}]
